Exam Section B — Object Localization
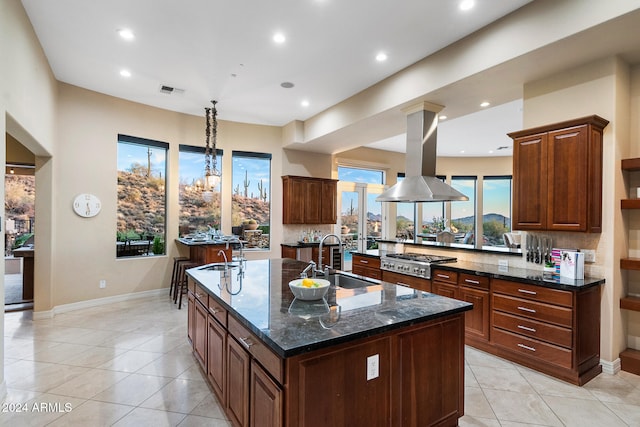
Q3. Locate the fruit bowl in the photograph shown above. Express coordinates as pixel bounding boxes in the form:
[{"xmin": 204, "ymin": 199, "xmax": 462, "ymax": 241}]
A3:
[{"xmin": 288, "ymin": 278, "xmax": 330, "ymax": 301}]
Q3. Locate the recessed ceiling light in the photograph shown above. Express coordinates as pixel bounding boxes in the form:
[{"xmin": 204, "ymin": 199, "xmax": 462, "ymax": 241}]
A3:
[
  {"xmin": 439, "ymin": 115, "xmax": 448, "ymax": 121},
  {"xmin": 459, "ymin": 0, "xmax": 475, "ymax": 11},
  {"xmin": 117, "ymin": 28, "xmax": 134, "ymax": 40},
  {"xmin": 480, "ymin": 101, "xmax": 490, "ymax": 108},
  {"xmin": 120, "ymin": 69, "xmax": 131, "ymax": 78},
  {"xmin": 460, "ymin": 150, "xmax": 466, "ymax": 154},
  {"xmin": 376, "ymin": 52, "xmax": 388, "ymax": 62},
  {"xmin": 301, "ymin": 100, "xmax": 310, "ymax": 107},
  {"xmin": 280, "ymin": 82, "xmax": 294, "ymax": 89},
  {"xmin": 273, "ymin": 32, "xmax": 286, "ymax": 44}
]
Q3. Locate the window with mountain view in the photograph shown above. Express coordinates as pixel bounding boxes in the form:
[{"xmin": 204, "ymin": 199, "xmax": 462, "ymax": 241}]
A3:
[
  {"xmin": 178, "ymin": 145, "xmax": 222, "ymax": 236},
  {"xmin": 232, "ymin": 151, "xmax": 271, "ymax": 249},
  {"xmin": 482, "ymin": 176, "xmax": 512, "ymax": 247},
  {"xmin": 116, "ymin": 134, "xmax": 167, "ymax": 257},
  {"xmin": 451, "ymin": 176, "xmax": 477, "ymax": 246}
]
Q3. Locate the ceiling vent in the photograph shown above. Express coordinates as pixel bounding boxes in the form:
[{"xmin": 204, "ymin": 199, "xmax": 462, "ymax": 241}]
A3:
[{"xmin": 159, "ymin": 85, "xmax": 185, "ymax": 95}]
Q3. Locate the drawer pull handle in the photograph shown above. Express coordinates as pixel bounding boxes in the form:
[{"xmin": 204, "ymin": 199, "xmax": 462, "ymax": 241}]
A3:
[
  {"xmin": 517, "ymin": 343, "xmax": 536, "ymax": 352},
  {"xmin": 209, "ymin": 307, "xmax": 220, "ymax": 314},
  {"xmin": 465, "ymin": 279, "xmax": 480, "ymax": 284},
  {"xmin": 517, "ymin": 306, "xmax": 536, "ymax": 313},
  {"xmin": 517, "ymin": 325, "xmax": 537, "ymax": 333},
  {"xmin": 239, "ymin": 337, "xmax": 254, "ymax": 349},
  {"xmin": 518, "ymin": 289, "xmax": 537, "ymax": 295},
  {"xmin": 360, "ymin": 260, "xmax": 369, "ymax": 264},
  {"xmin": 396, "ymin": 282, "xmax": 410, "ymax": 287},
  {"xmin": 436, "ymin": 274, "xmax": 450, "ymax": 279}
]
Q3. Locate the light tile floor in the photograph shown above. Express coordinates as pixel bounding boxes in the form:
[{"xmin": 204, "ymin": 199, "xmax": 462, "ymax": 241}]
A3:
[{"xmin": 2, "ymin": 295, "xmax": 639, "ymax": 426}]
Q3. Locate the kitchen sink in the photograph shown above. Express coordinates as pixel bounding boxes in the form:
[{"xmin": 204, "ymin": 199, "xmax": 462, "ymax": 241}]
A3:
[
  {"xmin": 327, "ymin": 273, "xmax": 377, "ymax": 289},
  {"xmin": 200, "ymin": 263, "xmax": 239, "ymax": 271}
]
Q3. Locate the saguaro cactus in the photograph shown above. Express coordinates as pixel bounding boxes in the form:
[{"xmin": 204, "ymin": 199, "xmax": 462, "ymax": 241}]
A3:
[{"xmin": 243, "ymin": 170, "xmax": 250, "ymax": 197}]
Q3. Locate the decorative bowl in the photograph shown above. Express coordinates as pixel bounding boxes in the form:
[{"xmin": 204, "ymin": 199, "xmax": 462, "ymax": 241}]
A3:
[{"xmin": 288, "ymin": 278, "xmax": 330, "ymax": 301}]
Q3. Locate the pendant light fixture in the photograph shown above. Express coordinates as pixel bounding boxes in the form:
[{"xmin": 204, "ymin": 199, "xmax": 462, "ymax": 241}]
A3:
[{"xmin": 203, "ymin": 100, "xmax": 221, "ymax": 202}]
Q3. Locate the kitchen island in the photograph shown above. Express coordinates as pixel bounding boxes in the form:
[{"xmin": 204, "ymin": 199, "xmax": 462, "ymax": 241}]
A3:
[{"xmin": 186, "ymin": 258, "xmax": 472, "ymax": 427}]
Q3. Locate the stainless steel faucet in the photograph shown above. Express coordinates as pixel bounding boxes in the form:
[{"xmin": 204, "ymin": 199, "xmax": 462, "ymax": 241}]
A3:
[
  {"xmin": 300, "ymin": 260, "xmax": 316, "ymax": 278},
  {"xmin": 217, "ymin": 249, "xmax": 229, "ymax": 271},
  {"xmin": 318, "ymin": 233, "xmax": 343, "ymax": 276},
  {"xmin": 226, "ymin": 236, "xmax": 244, "ymax": 260}
]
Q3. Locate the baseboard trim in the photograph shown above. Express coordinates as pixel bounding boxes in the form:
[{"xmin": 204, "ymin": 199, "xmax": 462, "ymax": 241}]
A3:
[
  {"xmin": 0, "ymin": 380, "xmax": 6, "ymax": 403},
  {"xmin": 32, "ymin": 288, "xmax": 169, "ymax": 320},
  {"xmin": 600, "ymin": 357, "xmax": 621, "ymax": 375}
]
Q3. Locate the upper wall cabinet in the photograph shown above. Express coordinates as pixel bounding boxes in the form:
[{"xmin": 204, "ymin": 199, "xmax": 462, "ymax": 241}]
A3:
[
  {"xmin": 509, "ymin": 115, "xmax": 609, "ymax": 232},
  {"xmin": 282, "ymin": 176, "xmax": 337, "ymax": 225}
]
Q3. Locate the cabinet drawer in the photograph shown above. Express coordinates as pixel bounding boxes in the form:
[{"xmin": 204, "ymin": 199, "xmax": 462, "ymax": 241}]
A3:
[
  {"xmin": 459, "ymin": 273, "xmax": 489, "ymax": 290},
  {"xmin": 493, "ymin": 279, "xmax": 573, "ymax": 308},
  {"xmin": 432, "ymin": 269, "xmax": 458, "ymax": 284},
  {"xmin": 493, "ymin": 294, "xmax": 572, "ymax": 328},
  {"xmin": 194, "ymin": 284, "xmax": 208, "ymax": 306},
  {"xmin": 352, "ymin": 255, "xmax": 381, "ymax": 269},
  {"xmin": 227, "ymin": 315, "xmax": 283, "ymax": 383},
  {"xmin": 492, "ymin": 327, "xmax": 572, "ymax": 369},
  {"xmin": 493, "ymin": 311, "xmax": 572, "ymax": 348},
  {"xmin": 352, "ymin": 265, "xmax": 382, "ymax": 280},
  {"xmin": 207, "ymin": 296, "xmax": 227, "ymax": 327},
  {"xmin": 382, "ymin": 270, "xmax": 431, "ymax": 292}
]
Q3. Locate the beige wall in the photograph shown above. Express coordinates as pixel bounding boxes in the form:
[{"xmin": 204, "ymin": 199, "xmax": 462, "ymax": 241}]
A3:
[
  {"xmin": 522, "ymin": 57, "xmax": 629, "ymax": 362},
  {"xmin": 54, "ymin": 83, "xmax": 290, "ymax": 308}
]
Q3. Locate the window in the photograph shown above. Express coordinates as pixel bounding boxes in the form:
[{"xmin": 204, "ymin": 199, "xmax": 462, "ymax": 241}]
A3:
[
  {"xmin": 451, "ymin": 176, "xmax": 477, "ymax": 246},
  {"xmin": 178, "ymin": 145, "xmax": 222, "ymax": 236},
  {"xmin": 482, "ymin": 176, "xmax": 512, "ymax": 247},
  {"xmin": 395, "ymin": 174, "xmax": 415, "ymax": 239},
  {"xmin": 232, "ymin": 151, "xmax": 271, "ymax": 249},
  {"xmin": 337, "ymin": 166, "xmax": 383, "ymax": 184},
  {"xmin": 116, "ymin": 134, "xmax": 167, "ymax": 257},
  {"xmin": 420, "ymin": 175, "xmax": 446, "ymax": 236}
]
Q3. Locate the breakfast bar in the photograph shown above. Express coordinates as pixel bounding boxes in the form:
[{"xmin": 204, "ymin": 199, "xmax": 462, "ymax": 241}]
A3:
[{"xmin": 186, "ymin": 258, "xmax": 471, "ymax": 427}]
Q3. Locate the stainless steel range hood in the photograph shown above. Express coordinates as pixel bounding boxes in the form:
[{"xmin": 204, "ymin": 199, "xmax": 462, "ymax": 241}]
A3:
[{"xmin": 376, "ymin": 102, "xmax": 468, "ymax": 203}]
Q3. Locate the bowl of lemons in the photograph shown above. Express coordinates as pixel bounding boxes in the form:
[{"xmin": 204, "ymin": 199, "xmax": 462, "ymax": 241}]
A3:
[{"xmin": 289, "ymin": 278, "xmax": 331, "ymax": 301}]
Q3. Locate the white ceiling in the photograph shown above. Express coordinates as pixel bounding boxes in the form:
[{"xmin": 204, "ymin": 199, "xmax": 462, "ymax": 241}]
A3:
[{"xmin": 20, "ymin": 0, "xmax": 532, "ymax": 156}]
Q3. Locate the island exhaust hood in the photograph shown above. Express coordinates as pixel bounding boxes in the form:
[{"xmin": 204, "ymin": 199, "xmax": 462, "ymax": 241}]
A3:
[{"xmin": 376, "ymin": 102, "xmax": 469, "ymax": 203}]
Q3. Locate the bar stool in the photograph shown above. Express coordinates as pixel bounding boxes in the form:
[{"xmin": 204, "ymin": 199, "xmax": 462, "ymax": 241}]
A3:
[
  {"xmin": 176, "ymin": 261, "xmax": 199, "ymax": 309},
  {"xmin": 170, "ymin": 256, "xmax": 190, "ymax": 298}
]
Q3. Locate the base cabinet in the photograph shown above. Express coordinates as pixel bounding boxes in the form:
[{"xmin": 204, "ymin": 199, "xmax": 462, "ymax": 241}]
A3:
[
  {"xmin": 352, "ymin": 254, "xmax": 381, "ymax": 280},
  {"xmin": 382, "ymin": 270, "xmax": 431, "ymax": 293},
  {"xmin": 189, "ymin": 277, "xmax": 466, "ymax": 427}
]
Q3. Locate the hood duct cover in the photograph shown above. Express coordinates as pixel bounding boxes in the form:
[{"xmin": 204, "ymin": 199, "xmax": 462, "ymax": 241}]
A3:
[{"xmin": 376, "ymin": 103, "xmax": 469, "ymax": 203}]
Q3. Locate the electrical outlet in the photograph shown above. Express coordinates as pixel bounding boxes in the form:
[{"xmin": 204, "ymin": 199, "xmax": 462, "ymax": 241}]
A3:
[
  {"xmin": 583, "ymin": 250, "xmax": 596, "ymax": 263},
  {"xmin": 367, "ymin": 354, "xmax": 379, "ymax": 381},
  {"xmin": 99, "ymin": 280, "xmax": 106, "ymax": 288}
]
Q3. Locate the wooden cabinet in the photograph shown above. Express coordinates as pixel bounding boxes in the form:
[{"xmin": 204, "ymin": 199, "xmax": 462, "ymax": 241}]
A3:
[
  {"xmin": 193, "ymin": 296, "xmax": 208, "ymax": 371},
  {"xmin": 382, "ymin": 270, "xmax": 430, "ymax": 292},
  {"xmin": 431, "ymin": 269, "xmax": 458, "ymax": 299},
  {"xmin": 284, "ymin": 313, "xmax": 465, "ymax": 427},
  {"xmin": 281, "ymin": 246, "xmax": 297, "ymax": 260},
  {"xmin": 490, "ymin": 278, "xmax": 602, "ymax": 385},
  {"xmin": 509, "ymin": 115, "xmax": 608, "ymax": 232},
  {"xmin": 458, "ymin": 273, "xmax": 490, "ymax": 344},
  {"xmin": 282, "ymin": 176, "xmax": 337, "ymax": 224},
  {"xmin": 250, "ymin": 360, "xmax": 282, "ymax": 427},
  {"xmin": 352, "ymin": 253, "xmax": 382, "ymax": 280},
  {"xmin": 207, "ymin": 313, "xmax": 226, "ymax": 402},
  {"xmin": 227, "ymin": 336, "xmax": 251, "ymax": 427}
]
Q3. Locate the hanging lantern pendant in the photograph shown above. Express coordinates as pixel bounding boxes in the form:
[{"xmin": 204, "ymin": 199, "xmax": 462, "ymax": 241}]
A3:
[{"xmin": 204, "ymin": 100, "xmax": 221, "ymax": 197}]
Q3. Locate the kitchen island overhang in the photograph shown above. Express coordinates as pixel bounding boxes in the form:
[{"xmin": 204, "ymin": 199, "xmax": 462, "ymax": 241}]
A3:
[{"xmin": 186, "ymin": 258, "xmax": 472, "ymax": 427}]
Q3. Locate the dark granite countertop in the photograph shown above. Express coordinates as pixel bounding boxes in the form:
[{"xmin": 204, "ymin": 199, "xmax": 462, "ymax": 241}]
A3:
[
  {"xmin": 281, "ymin": 241, "xmax": 343, "ymax": 248},
  {"xmin": 176, "ymin": 237, "xmax": 235, "ymax": 246},
  {"xmin": 186, "ymin": 258, "xmax": 471, "ymax": 358},
  {"xmin": 350, "ymin": 250, "xmax": 605, "ymax": 291}
]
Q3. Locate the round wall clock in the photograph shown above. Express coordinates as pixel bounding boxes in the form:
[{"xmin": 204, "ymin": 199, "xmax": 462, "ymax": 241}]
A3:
[{"xmin": 73, "ymin": 193, "xmax": 102, "ymax": 218}]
